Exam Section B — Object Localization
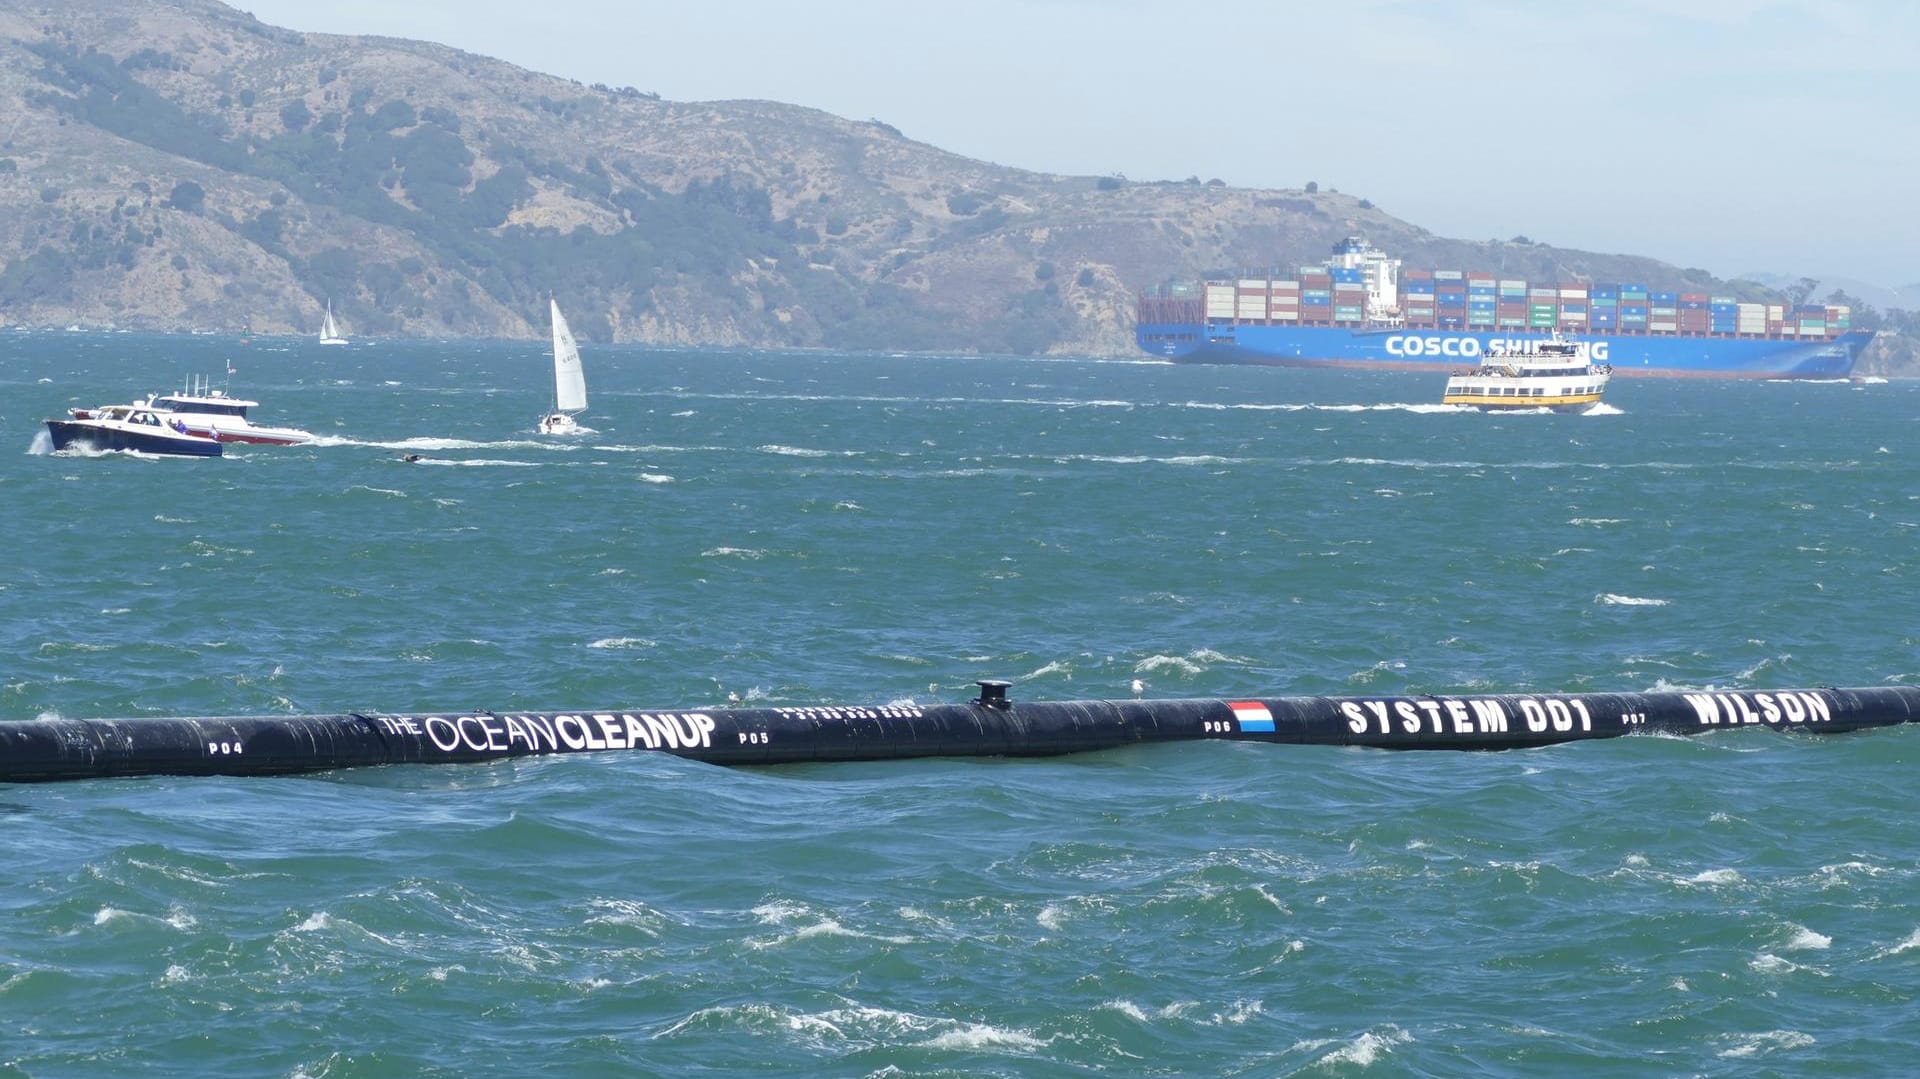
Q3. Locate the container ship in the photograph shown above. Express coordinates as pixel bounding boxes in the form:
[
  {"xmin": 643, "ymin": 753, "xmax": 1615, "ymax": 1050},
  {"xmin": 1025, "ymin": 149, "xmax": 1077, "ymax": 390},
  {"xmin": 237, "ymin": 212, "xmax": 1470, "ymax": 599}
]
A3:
[{"xmin": 1135, "ymin": 238, "xmax": 1871, "ymax": 378}]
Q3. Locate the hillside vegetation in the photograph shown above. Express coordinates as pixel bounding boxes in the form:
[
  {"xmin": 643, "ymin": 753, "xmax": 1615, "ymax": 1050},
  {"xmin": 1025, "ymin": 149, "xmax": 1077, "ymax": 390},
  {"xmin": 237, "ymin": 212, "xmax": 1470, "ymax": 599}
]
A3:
[{"xmin": 0, "ymin": 0, "xmax": 1909, "ymax": 368}]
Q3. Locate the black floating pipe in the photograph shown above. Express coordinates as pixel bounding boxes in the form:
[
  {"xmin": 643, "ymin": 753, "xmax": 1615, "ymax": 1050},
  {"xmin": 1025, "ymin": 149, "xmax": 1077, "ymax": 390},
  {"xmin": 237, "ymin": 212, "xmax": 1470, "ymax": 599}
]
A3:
[{"xmin": 1, "ymin": 683, "xmax": 1914, "ymax": 783}]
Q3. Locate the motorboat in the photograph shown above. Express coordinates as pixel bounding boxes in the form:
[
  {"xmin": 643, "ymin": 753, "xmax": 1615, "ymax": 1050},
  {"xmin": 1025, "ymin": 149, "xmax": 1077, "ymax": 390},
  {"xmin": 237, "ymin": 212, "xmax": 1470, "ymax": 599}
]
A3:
[
  {"xmin": 142, "ymin": 377, "xmax": 315, "ymax": 445},
  {"xmin": 45, "ymin": 404, "xmax": 222, "ymax": 457}
]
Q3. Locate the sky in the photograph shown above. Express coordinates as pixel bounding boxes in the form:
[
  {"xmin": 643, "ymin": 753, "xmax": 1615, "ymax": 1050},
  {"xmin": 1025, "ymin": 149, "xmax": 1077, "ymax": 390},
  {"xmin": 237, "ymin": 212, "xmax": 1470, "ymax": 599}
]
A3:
[{"xmin": 229, "ymin": 0, "xmax": 1920, "ymax": 288}]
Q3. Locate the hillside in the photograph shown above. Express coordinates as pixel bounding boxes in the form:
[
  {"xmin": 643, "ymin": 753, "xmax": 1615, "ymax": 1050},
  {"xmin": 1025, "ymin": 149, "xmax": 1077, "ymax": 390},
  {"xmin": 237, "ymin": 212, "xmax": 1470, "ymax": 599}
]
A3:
[{"xmin": 0, "ymin": 0, "xmax": 1904, "ymax": 364}]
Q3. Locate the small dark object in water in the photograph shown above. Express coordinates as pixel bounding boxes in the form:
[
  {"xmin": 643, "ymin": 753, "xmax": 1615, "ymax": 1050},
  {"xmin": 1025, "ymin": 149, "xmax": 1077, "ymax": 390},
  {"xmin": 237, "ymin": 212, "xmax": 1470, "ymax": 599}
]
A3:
[{"xmin": 402, "ymin": 453, "xmax": 428, "ymax": 462}]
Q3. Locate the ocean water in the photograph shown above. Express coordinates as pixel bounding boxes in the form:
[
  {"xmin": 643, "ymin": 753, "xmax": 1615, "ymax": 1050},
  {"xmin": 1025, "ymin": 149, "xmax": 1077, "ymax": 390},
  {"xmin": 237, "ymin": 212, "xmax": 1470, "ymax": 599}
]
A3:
[{"xmin": 4, "ymin": 331, "xmax": 1920, "ymax": 1076}]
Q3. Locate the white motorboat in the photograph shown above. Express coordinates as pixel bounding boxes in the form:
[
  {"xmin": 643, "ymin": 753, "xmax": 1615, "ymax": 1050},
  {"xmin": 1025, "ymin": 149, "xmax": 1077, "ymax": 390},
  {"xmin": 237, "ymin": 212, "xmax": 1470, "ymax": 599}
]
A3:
[{"xmin": 142, "ymin": 377, "xmax": 316, "ymax": 445}]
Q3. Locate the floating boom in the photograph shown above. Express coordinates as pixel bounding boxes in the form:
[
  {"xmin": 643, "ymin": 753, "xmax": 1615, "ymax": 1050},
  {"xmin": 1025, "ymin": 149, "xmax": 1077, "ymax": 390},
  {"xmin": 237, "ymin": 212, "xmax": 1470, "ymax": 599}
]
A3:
[{"xmin": 2, "ymin": 682, "xmax": 1914, "ymax": 783}]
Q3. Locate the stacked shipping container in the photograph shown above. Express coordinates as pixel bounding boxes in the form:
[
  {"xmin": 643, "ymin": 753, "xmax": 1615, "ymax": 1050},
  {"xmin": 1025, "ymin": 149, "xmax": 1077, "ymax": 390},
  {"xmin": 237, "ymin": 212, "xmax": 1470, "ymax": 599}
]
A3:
[{"xmin": 1199, "ymin": 267, "xmax": 1849, "ymax": 340}]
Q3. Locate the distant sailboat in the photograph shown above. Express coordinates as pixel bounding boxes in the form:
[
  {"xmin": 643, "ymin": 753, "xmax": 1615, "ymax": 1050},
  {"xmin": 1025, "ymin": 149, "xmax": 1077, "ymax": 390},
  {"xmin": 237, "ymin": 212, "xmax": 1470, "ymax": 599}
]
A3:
[
  {"xmin": 318, "ymin": 301, "xmax": 347, "ymax": 346},
  {"xmin": 537, "ymin": 298, "xmax": 587, "ymax": 434}
]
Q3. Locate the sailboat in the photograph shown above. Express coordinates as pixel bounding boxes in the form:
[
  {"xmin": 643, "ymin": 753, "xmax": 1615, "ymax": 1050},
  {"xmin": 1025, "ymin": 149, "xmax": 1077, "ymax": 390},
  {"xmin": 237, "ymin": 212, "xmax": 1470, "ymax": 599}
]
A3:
[
  {"xmin": 537, "ymin": 298, "xmax": 587, "ymax": 434},
  {"xmin": 318, "ymin": 301, "xmax": 347, "ymax": 346}
]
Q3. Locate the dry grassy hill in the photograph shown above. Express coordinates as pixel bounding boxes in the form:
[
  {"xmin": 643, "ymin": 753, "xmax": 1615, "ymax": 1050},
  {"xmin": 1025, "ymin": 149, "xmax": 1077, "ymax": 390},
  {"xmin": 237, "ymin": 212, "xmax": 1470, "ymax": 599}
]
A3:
[{"xmin": 0, "ymin": 0, "xmax": 1902, "ymax": 365}]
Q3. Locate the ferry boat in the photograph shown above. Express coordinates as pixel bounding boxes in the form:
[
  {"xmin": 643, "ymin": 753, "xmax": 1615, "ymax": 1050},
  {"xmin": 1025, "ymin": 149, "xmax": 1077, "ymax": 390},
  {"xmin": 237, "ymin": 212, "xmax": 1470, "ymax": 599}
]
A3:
[
  {"xmin": 44, "ymin": 404, "xmax": 223, "ymax": 457},
  {"xmin": 1441, "ymin": 334, "xmax": 1610, "ymax": 412}
]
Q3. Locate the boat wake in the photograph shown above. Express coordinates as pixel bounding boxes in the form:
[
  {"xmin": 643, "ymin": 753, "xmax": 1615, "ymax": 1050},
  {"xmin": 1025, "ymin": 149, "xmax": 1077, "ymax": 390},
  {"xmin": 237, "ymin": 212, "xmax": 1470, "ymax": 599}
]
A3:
[
  {"xmin": 48, "ymin": 446, "xmax": 194, "ymax": 461},
  {"xmin": 1182, "ymin": 401, "xmax": 1464, "ymax": 414},
  {"xmin": 311, "ymin": 436, "xmax": 578, "ymax": 452},
  {"xmin": 26, "ymin": 431, "xmax": 54, "ymax": 456},
  {"xmin": 1583, "ymin": 402, "xmax": 1625, "ymax": 416},
  {"xmin": 404, "ymin": 457, "xmax": 540, "ymax": 468}
]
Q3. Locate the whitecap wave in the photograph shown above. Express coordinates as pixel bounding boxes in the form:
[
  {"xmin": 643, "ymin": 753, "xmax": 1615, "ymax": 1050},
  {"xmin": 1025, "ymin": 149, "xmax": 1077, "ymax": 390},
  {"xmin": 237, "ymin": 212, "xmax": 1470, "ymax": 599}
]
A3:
[
  {"xmin": 1294, "ymin": 1026, "xmax": 1414, "ymax": 1067},
  {"xmin": 1871, "ymin": 926, "xmax": 1920, "ymax": 959},
  {"xmin": 1683, "ymin": 868, "xmax": 1743, "ymax": 886},
  {"xmin": 1717, "ymin": 1030, "xmax": 1816, "ymax": 1058},
  {"xmin": 1596, "ymin": 593, "xmax": 1669, "ymax": 607},
  {"xmin": 588, "ymin": 637, "xmax": 656, "ymax": 650},
  {"xmin": 1783, "ymin": 925, "xmax": 1831, "ymax": 951},
  {"xmin": 918, "ymin": 1023, "xmax": 1047, "ymax": 1052},
  {"xmin": 1134, "ymin": 654, "xmax": 1204, "ymax": 677},
  {"xmin": 1207, "ymin": 999, "xmax": 1265, "ymax": 1025}
]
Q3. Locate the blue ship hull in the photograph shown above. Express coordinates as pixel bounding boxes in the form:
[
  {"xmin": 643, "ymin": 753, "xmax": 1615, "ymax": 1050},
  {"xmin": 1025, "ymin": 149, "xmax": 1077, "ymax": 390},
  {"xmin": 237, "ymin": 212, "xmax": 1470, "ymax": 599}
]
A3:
[{"xmin": 1136, "ymin": 323, "xmax": 1872, "ymax": 379}]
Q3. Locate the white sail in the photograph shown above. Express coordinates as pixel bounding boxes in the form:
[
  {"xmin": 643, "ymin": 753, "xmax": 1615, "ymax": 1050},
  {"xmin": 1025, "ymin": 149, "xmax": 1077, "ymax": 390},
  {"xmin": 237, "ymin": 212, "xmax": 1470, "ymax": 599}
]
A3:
[
  {"xmin": 550, "ymin": 299, "xmax": 587, "ymax": 414},
  {"xmin": 319, "ymin": 301, "xmax": 346, "ymax": 345}
]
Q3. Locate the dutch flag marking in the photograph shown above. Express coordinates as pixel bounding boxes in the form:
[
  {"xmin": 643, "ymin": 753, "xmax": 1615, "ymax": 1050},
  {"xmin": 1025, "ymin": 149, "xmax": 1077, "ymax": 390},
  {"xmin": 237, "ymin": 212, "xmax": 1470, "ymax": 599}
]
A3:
[{"xmin": 1230, "ymin": 701, "xmax": 1274, "ymax": 732}]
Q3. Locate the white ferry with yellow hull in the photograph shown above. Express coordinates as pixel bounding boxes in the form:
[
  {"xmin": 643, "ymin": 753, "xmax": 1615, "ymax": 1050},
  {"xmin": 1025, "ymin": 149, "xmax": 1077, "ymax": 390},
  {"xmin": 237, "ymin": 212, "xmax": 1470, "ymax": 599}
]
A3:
[{"xmin": 1442, "ymin": 334, "xmax": 1610, "ymax": 412}]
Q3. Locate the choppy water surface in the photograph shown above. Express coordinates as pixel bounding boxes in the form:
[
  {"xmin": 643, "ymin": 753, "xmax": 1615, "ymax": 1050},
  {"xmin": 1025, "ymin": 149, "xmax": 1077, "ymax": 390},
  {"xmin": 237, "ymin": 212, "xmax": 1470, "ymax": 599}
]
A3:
[{"xmin": 4, "ymin": 331, "xmax": 1919, "ymax": 1075}]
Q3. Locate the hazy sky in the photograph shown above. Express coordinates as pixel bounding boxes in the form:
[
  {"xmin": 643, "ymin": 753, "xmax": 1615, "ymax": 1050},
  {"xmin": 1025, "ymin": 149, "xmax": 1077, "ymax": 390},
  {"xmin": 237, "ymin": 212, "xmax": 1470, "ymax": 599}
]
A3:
[{"xmin": 231, "ymin": 0, "xmax": 1919, "ymax": 286}]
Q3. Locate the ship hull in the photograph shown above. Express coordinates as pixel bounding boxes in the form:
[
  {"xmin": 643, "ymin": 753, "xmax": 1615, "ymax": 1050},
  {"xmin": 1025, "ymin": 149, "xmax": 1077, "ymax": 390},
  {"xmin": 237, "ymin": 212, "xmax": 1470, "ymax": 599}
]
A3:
[{"xmin": 1136, "ymin": 323, "xmax": 1871, "ymax": 379}]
